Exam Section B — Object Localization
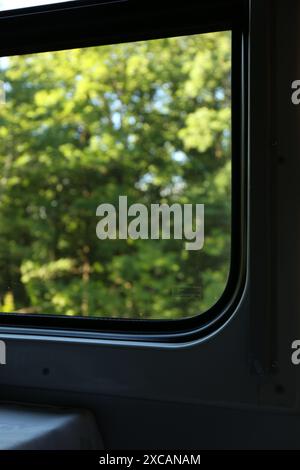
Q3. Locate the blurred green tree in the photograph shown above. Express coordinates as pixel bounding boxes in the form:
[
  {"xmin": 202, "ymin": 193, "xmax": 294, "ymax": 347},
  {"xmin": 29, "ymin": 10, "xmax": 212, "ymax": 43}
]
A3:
[{"xmin": 0, "ymin": 31, "xmax": 231, "ymax": 319}]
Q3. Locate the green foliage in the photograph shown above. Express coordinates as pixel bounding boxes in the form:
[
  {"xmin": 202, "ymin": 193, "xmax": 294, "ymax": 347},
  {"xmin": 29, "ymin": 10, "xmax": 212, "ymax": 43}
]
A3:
[{"xmin": 0, "ymin": 31, "xmax": 231, "ymax": 319}]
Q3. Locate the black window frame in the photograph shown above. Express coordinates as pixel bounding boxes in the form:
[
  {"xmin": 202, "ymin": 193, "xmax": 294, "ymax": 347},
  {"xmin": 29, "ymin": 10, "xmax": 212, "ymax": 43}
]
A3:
[{"xmin": 0, "ymin": 0, "xmax": 248, "ymax": 343}]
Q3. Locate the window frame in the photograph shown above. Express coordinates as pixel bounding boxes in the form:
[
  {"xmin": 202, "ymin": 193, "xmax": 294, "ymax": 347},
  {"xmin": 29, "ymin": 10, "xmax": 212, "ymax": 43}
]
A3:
[{"xmin": 0, "ymin": 0, "xmax": 248, "ymax": 343}]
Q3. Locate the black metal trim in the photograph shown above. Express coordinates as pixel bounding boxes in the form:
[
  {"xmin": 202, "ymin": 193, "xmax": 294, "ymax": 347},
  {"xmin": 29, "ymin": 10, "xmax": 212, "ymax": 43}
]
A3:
[{"xmin": 0, "ymin": 0, "xmax": 249, "ymax": 343}]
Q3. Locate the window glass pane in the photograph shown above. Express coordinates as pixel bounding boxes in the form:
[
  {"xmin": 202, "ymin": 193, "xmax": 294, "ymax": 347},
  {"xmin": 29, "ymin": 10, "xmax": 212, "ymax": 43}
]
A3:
[
  {"xmin": 0, "ymin": 32, "xmax": 231, "ymax": 320},
  {"xmin": 0, "ymin": 0, "xmax": 73, "ymax": 12}
]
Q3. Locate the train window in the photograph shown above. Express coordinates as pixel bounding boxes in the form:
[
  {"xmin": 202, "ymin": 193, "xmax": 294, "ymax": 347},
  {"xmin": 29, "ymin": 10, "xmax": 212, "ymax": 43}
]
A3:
[
  {"xmin": 0, "ymin": 31, "xmax": 232, "ymax": 321},
  {"xmin": 0, "ymin": 0, "xmax": 246, "ymax": 339}
]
